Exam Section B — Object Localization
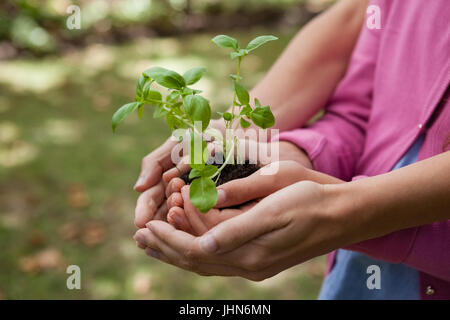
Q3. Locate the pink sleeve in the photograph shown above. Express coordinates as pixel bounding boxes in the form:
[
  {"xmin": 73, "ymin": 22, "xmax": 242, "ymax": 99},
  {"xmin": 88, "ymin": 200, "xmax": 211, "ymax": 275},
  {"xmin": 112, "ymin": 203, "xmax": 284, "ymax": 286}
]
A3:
[
  {"xmin": 347, "ymin": 222, "xmax": 450, "ymax": 281},
  {"xmin": 275, "ymin": 12, "xmax": 382, "ymax": 181}
]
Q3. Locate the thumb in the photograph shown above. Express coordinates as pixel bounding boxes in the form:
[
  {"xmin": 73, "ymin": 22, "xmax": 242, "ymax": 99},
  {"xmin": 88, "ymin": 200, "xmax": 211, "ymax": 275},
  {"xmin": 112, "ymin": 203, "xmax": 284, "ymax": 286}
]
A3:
[
  {"xmin": 215, "ymin": 163, "xmax": 282, "ymax": 208},
  {"xmin": 134, "ymin": 139, "xmax": 177, "ymax": 192},
  {"xmin": 199, "ymin": 199, "xmax": 279, "ymax": 254}
]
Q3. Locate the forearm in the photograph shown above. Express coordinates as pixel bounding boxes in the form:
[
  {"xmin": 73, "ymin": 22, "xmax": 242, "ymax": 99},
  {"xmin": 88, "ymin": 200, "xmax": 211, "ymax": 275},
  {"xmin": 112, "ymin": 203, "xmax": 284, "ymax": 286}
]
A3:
[
  {"xmin": 211, "ymin": 0, "xmax": 367, "ymax": 137},
  {"xmin": 250, "ymin": 0, "xmax": 368, "ymax": 132},
  {"xmin": 328, "ymin": 151, "xmax": 450, "ymax": 243}
]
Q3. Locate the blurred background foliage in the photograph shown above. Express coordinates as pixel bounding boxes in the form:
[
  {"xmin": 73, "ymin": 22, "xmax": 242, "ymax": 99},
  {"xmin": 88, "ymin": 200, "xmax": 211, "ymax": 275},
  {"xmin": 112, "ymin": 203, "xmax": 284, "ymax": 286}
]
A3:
[
  {"xmin": 0, "ymin": 0, "xmax": 333, "ymax": 299},
  {"xmin": 0, "ymin": 0, "xmax": 334, "ymax": 56}
]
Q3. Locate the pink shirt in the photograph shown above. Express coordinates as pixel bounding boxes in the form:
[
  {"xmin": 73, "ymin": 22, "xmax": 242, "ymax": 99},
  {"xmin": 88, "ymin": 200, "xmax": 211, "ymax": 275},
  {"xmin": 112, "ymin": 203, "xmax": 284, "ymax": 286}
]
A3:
[{"xmin": 277, "ymin": 0, "xmax": 450, "ymax": 299}]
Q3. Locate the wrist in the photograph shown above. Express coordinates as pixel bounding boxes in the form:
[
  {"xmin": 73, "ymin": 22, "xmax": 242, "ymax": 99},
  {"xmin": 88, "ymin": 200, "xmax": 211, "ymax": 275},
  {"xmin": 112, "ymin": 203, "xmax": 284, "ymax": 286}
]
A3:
[
  {"xmin": 321, "ymin": 182, "xmax": 374, "ymax": 246},
  {"xmin": 278, "ymin": 141, "xmax": 313, "ymax": 169}
]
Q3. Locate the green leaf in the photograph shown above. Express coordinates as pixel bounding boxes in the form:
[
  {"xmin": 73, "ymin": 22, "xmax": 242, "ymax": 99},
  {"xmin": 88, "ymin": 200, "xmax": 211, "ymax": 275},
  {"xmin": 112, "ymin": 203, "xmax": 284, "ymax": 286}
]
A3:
[
  {"xmin": 183, "ymin": 67, "xmax": 206, "ymax": 85},
  {"xmin": 240, "ymin": 117, "xmax": 251, "ymax": 128},
  {"xmin": 166, "ymin": 113, "xmax": 186, "ymax": 130},
  {"xmin": 190, "ymin": 177, "xmax": 218, "ymax": 213},
  {"xmin": 143, "ymin": 89, "xmax": 162, "ymax": 106},
  {"xmin": 143, "ymin": 67, "xmax": 185, "ymax": 89},
  {"xmin": 137, "ymin": 104, "xmax": 144, "ymax": 118},
  {"xmin": 246, "ymin": 35, "xmax": 278, "ymax": 52},
  {"xmin": 234, "ymin": 81, "xmax": 249, "ymax": 105},
  {"xmin": 153, "ymin": 105, "xmax": 168, "ymax": 118},
  {"xmin": 183, "ymin": 95, "xmax": 211, "ymax": 131},
  {"xmin": 230, "ymin": 49, "xmax": 248, "ymax": 60},
  {"xmin": 189, "ymin": 165, "xmax": 217, "ymax": 179},
  {"xmin": 255, "ymin": 97, "xmax": 262, "ymax": 107},
  {"xmin": 190, "ymin": 163, "xmax": 205, "ymax": 171},
  {"xmin": 202, "ymin": 164, "xmax": 218, "ymax": 177},
  {"xmin": 189, "ymin": 132, "xmax": 207, "ymax": 167},
  {"xmin": 240, "ymin": 105, "xmax": 252, "ymax": 116},
  {"xmin": 189, "ymin": 169, "xmax": 202, "ymax": 179},
  {"xmin": 250, "ymin": 106, "xmax": 275, "ymax": 129},
  {"xmin": 229, "ymin": 74, "xmax": 243, "ymax": 81},
  {"xmin": 182, "ymin": 87, "xmax": 202, "ymax": 96},
  {"xmin": 136, "ymin": 75, "xmax": 149, "ymax": 99},
  {"xmin": 167, "ymin": 91, "xmax": 181, "ymax": 102},
  {"xmin": 112, "ymin": 102, "xmax": 142, "ymax": 132},
  {"xmin": 223, "ymin": 112, "xmax": 232, "ymax": 121},
  {"xmin": 166, "ymin": 113, "xmax": 177, "ymax": 130},
  {"xmin": 211, "ymin": 35, "xmax": 238, "ymax": 51}
]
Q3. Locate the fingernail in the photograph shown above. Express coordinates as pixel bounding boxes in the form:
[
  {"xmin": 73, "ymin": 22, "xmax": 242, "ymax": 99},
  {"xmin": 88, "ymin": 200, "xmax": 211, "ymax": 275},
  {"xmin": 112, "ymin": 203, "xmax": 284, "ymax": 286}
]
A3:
[
  {"xmin": 134, "ymin": 175, "xmax": 145, "ymax": 189},
  {"xmin": 145, "ymin": 248, "xmax": 160, "ymax": 259},
  {"xmin": 170, "ymin": 213, "xmax": 183, "ymax": 227},
  {"xmin": 199, "ymin": 233, "xmax": 218, "ymax": 253},
  {"xmin": 134, "ymin": 233, "xmax": 144, "ymax": 245},
  {"xmin": 216, "ymin": 189, "xmax": 226, "ymax": 206}
]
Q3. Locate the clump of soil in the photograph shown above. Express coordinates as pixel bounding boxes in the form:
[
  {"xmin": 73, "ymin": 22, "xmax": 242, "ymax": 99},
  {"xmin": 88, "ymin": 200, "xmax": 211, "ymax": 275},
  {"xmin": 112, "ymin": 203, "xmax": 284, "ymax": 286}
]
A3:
[{"xmin": 180, "ymin": 154, "xmax": 260, "ymax": 186}]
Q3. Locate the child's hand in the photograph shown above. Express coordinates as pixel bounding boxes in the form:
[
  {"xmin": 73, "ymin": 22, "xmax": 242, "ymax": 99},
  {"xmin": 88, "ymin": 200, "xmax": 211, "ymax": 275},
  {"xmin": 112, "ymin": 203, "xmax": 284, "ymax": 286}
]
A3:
[
  {"xmin": 167, "ymin": 186, "xmax": 255, "ymax": 236},
  {"xmin": 165, "ymin": 160, "xmax": 343, "ymax": 236}
]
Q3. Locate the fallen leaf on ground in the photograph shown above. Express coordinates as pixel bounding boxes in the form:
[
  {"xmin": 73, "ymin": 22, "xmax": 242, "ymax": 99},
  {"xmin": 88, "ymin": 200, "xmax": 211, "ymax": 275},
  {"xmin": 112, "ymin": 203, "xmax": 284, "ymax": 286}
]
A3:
[
  {"xmin": 59, "ymin": 222, "xmax": 81, "ymax": 241},
  {"xmin": 67, "ymin": 184, "xmax": 90, "ymax": 208},
  {"xmin": 19, "ymin": 248, "xmax": 66, "ymax": 274},
  {"xmin": 81, "ymin": 223, "xmax": 106, "ymax": 247},
  {"xmin": 133, "ymin": 272, "xmax": 152, "ymax": 296},
  {"xmin": 28, "ymin": 231, "xmax": 46, "ymax": 247}
]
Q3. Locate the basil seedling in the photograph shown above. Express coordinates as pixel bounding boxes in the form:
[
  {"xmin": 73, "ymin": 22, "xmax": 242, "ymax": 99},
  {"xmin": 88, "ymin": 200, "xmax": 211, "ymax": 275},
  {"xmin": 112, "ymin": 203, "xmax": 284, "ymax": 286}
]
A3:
[{"xmin": 112, "ymin": 34, "xmax": 277, "ymax": 212}]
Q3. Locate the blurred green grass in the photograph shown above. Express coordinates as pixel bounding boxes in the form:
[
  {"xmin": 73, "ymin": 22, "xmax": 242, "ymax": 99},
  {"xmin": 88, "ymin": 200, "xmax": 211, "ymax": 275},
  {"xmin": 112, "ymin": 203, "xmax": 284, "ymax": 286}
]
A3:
[{"xmin": 0, "ymin": 27, "xmax": 326, "ymax": 299}]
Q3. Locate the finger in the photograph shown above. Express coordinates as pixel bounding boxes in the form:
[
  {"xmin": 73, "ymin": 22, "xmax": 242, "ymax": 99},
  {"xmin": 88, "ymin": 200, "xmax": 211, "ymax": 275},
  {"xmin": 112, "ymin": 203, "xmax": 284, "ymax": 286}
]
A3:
[
  {"xmin": 142, "ymin": 221, "xmax": 280, "ymax": 279},
  {"xmin": 167, "ymin": 206, "xmax": 195, "ymax": 234},
  {"xmin": 162, "ymin": 156, "xmax": 190, "ymax": 184},
  {"xmin": 165, "ymin": 177, "xmax": 186, "ymax": 198},
  {"xmin": 167, "ymin": 192, "xmax": 184, "ymax": 210},
  {"xmin": 134, "ymin": 139, "xmax": 178, "ymax": 192},
  {"xmin": 214, "ymin": 169, "xmax": 272, "ymax": 208},
  {"xmin": 181, "ymin": 186, "xmax": 209, "ymax": 236},
  {"xmin": 135, "ymin": 182, "xmax": 165, "ymax": 228},
  {"xmin": 153, "ymin": 201, "xmax": 168, "ymax": 221},
  {"xmin": 201, "ymin": 198, "xmax": 287, "ymax": 254},
  {"xmin": 139, "ymin": 230, "xmax": 256, "ymax": 278},
  {"xmin": 215, "ymin": 161, "xmax": 302, "ymax": 208},
  {"xmin": 135, "ymin": 241, "xmax": 146, "ymax": 250}
]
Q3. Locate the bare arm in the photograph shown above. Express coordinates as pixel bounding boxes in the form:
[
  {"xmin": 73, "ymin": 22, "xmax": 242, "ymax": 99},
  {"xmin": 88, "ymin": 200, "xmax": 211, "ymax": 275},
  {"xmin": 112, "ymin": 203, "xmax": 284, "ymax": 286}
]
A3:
[
  {"xmin": 212, "ymin": 0, "xmax": 368, "ymax": 133},
  {"xmin": 332, "ymin": 151, "xmax": 450, "ymax": 241}
]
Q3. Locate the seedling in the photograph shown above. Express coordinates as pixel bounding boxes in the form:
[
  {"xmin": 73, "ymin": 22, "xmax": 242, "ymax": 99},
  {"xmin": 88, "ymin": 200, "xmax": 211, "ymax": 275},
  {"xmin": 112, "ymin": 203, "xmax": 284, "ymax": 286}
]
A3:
[{"xmin": 112, "ymin": 34, "xmax": 277, "ymax": 213}]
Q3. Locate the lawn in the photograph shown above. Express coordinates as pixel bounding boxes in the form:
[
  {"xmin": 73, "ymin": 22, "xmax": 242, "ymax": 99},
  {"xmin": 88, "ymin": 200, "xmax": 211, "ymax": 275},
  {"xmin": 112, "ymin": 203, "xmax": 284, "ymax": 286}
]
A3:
[{"xmin": 0, "ymin": 26, "xmax": 326, "ymax": 299}]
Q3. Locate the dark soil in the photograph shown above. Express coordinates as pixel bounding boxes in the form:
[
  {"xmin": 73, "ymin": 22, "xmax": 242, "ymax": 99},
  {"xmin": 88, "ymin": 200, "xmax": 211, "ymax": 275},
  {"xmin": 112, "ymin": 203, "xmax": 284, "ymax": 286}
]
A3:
[{"xmin": 180, "ymin": 155, "xmax": 260, "ymax": 186}]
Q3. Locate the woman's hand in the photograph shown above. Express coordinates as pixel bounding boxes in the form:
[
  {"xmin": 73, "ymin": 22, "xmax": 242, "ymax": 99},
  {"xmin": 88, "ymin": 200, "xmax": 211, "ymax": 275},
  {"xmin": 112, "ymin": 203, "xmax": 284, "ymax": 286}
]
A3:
[
  {"xmin": 134, "ymin": 180, "xmax": 357, "ymax": 281},
  {"xmin": 164, "ymin": 152, "xmax": 342, "ymax": 236},
  {"xmin": 133, "ymin": 138, "xmax": 178, "ymax": 228},
  {"xmin": 136, "ymin": 151, "xmax": 450, "ymax": 281}
]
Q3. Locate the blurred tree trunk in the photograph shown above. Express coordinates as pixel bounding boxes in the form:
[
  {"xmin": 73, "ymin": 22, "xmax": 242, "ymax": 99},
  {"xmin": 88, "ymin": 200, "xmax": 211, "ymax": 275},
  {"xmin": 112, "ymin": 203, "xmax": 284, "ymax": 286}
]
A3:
[{"xmin": 185, "ymin": 0, "xmax": 192, "ymax": 15}]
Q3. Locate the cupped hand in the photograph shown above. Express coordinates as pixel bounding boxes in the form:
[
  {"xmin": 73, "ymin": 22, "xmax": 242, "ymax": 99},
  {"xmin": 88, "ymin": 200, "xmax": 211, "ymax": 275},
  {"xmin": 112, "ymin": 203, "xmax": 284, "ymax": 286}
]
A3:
[
  {"xmin": 133, "ymin": 138, "xmax": 181, "ymax": 228},
  {"xmin": 133, "ymin": 120, "xmax": 224, "ymax": 229},
  {"xmin": 164, "ymin": 155, "xmax": 342, "ymax": 235},
  {"xmin": 134, "ymin": 180, "xmax": 357, "ymax": 281}
]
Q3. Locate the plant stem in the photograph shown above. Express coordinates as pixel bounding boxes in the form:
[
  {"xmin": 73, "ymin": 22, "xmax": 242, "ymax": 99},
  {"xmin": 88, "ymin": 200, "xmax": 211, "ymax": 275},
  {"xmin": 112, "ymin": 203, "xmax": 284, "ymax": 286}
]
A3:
[
  {"xmin": 227, "ymin": 56, "xmax": 242, "ymax": 131},
  {"xmin": 224, "ymin": 56, "xmax": 242, "ymax": 161},
  {"xmin": 211, "ymin": 139, "xmax": 235, "ymax": 180}
]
